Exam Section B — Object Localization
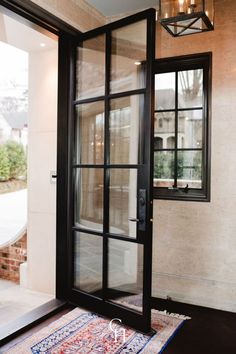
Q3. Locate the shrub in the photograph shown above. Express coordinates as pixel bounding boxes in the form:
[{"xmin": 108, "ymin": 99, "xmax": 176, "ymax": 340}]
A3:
[
  {"xmin": 5, "ymin": 141, "xmax": 27, "ymax": 179},
  {"xmin": 0, "ymin": 145, "xmax": 10, "ymax": 181}
]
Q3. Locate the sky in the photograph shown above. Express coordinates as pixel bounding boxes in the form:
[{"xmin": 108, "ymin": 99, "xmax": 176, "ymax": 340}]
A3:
[
  {"xmin": 0, "ymin": 41, "xmax": 28, "ymax": 98},
  {"xmin": 155, "ymin": 72, "xmax": 175, "ymax": 91}
]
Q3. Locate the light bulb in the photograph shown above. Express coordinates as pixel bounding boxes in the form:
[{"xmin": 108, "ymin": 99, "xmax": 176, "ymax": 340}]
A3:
[{"xmin": 178, "ymin": 0, "xmax": 185, "ymax": 13}]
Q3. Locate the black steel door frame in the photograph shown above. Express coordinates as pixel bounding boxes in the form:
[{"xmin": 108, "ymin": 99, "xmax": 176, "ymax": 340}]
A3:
[{"xmin": 66, "ymin": 8, "xmax": 156, "ymax": 333}]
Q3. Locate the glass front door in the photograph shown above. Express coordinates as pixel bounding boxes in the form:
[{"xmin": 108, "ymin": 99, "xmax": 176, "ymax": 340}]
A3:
[{"xmin": 68, "ymin": 9, "xmax": 156, "ymax": 332}]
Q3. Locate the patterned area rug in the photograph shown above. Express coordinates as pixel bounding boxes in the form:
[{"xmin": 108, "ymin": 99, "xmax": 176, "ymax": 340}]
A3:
[{"xmin": 3, "ymin": 307, "xmax": 190, "ymax": 353}]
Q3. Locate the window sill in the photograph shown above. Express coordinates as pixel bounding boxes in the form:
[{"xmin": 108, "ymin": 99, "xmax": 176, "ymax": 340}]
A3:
[{"xmin": 153, "ymin": 188, "xmax": 210, "ymax": 202}]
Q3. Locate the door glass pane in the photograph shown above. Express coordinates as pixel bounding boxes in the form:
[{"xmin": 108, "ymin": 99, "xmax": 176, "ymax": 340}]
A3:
[
  {"xmin": 76, "ymin": 102, "xmax": 104, "ymax": 164},
  {"xmin": 110, "ymin": 95, "xmax": 144, "ymax": 165},
  {"xmin": 177, "ymin": 151, "xmax": 202, "ymax": 189},
  {"xmin": 111, "ymin": 20, "xmax": 146, "ymax": 94},
  {"xmin": 76, "ymin": 35, "xmax": 105, "ymax": 100},
  {"xmin": 154, "ymin": 151, "xmax": 175, "ymax": 188},
  {"xmin": 178, "ymin": 110, "xmax": 203, "ymax": 148},
  {"xmin": 178, "ymin": 69, "xmax": 203, "ymax": 108},
  {"xmin": 155, "ymin": 73, "xmax": 175, "ymax": 110},
  {"xmin": 109, "ymin": 169, "xmax": 137, "ymax": 238},
  {"xmin": 108, "ymin": 238, "xmax": 143, "ymax": 312},
  {"xmin": 74, "ymin": 168, "xmax": 103, "ymax": 232},
  {"xmin": 154, "ymin": 112, "xmax": 175, "ymax": 149},
  {"xmin": 74, "ymin": 232, "xmax": 103, "ymax": 294}
]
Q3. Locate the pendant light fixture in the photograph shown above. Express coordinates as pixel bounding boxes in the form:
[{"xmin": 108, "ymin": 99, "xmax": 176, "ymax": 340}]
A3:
[{"xmin": 160, "ymin": 0, "xmax": 214, "ymax": 37}]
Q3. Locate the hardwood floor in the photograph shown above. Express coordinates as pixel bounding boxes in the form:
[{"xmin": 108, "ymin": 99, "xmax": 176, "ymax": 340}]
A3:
[
  {"xmin": 1, "ymin": 300, "xmax": 236, "ymax": 353},
  {"xmin": 151, "ymin": 298, "xmax": 236, "ymax": 354}
]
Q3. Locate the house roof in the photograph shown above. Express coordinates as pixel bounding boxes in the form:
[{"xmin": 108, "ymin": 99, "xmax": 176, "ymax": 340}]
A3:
[{"xmin": 2, "ymin": 112, "xmax": 28, "ymax": 130}]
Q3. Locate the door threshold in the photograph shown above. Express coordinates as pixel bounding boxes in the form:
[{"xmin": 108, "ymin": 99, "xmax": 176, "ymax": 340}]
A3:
[{"xmin": 0, "ymin": 298, "xmax": 67, "ymax": 345}]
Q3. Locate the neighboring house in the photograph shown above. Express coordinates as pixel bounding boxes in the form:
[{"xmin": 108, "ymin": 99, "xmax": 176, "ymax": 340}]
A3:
[
  {"xmin": 0, "ymin": 114, "xmax": 11, "ymax": 144},
  {"xmin": 0, "ymin": 112, "xmax": 28, "ymax": 148},
  {"xmin": 154, "ymin": 89, "xmax": 202, "ymax": 149}
]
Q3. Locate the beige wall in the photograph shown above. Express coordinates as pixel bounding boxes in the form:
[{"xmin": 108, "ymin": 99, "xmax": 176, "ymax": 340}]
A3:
[
  {"xmin": 153, "ymin": 0, "xmax": 236, "ymax": 312},
  {"xmin": 27, "ymin": 47, "xmax": 58, "ymax": 295},
  {"xmin": 30, "ymin": 0, "xmax": 236, "ymax": 311}
]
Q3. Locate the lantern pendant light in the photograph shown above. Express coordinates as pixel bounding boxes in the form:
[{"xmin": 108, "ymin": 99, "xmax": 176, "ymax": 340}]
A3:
[{"xmin": 160, "ymin": 0, "xmax": 214, "ymax": 37}]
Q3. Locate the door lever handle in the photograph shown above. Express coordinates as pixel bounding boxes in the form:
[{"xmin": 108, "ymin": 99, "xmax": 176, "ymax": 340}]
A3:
[{"xmin": 128, "ymin": 217, "xmax": 140, "ymax": 222}]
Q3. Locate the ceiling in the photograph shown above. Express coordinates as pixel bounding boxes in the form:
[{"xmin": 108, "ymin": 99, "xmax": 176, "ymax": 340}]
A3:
[
  {"xmin": 86, "ymin": 0, "xmax": 159, "ymax": 17},
  {"xmin": 0, "ymin": 12, "xmax": 57, "ymax": 53}
]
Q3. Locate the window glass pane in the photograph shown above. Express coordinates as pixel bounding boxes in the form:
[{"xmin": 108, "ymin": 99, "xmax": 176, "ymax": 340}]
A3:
[
  {"xmin": 155, "ymin": 73, "xmax": 175, "ymax": 110},
  {"xmin": 76, "ymin": 35, "xmax": 105, "ymax": 100},
  {"xmin": 111, "ymin": 20, "xmax": 146, "ymax": 94},
  {"xmin": 154, "ymin": 112, "xmax": 175, "ymax": 149},
  {"xmin": 74, "ymin": 168, "xmax": 103, "ymax": 232},
  {"xmin": 108, "ymin": 238, "xmax": 143, "ymax": 313},
  {"xmin": 178, "ymin": 69, "xmax": 203, "ymax": 108},
  {"xmin": 154, "ymin": 137, "xmax": 163, "ymax": 150},
  {"xmin": 110, "ymin": 95, "xmax": 143, "ymax": 164},
  {"xmin": 109, "ymin": 169, "xmax": 137, "ymax": 238},
  {"xmin": 177, "ymin": 151, "xmax": 202, "ymax": 189},
  {"xmin": 154, "ymin": 151, "xmax": 175, "ymax": 188},
  {"xmin": 74, "ymin": 232, "xmax": 102, "ymax": 294},
  {"xmin": 205, "ymin": 0, "xmax": 214, "ymax": 24},
  {"xmin": 76, "ymin": 102, "xmax": 104, "ymax": 164},
  {"xmin": 178, "ymin": 110, "xmax": 203, "ymax": 148}
]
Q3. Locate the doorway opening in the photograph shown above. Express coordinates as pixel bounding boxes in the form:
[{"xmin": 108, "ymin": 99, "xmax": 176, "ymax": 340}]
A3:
[{"xmin": 0, "ymin": 7, "xmax": 58, "ymax": 329}]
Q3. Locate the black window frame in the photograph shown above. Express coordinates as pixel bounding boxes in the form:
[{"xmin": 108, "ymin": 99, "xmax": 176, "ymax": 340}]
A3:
[{"xmin": 154, "ymin": 53, "xmax": 212, "ymax": 202}]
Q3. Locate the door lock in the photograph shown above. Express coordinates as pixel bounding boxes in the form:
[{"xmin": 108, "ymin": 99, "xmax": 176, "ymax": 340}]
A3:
[{"xmin": 138, "ymin": 189, "xmax": 146, "ymax": 231}]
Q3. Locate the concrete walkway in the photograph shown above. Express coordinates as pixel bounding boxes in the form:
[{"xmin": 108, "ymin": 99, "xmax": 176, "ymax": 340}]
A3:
[
  {"xmin": 0, "ymin": 189, "xmax": 27, "ymax": 248},
  {"xmin": 0, "ymin": 279, "xmax": 53, "ymax": 328}
]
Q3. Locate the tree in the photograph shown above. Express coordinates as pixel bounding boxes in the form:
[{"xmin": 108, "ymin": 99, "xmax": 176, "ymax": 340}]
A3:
[
  {"xmin": 5, "ymin": 141, "xmax": 27, "ymax": 179},
  {"xmin": 154, "ymin": 152, "xmax": 185, "ymax": 180},
  {"xmin": 154, "ymin": 152, "xmax": 173, "ymax": 179},
  {"xmin": 0, "ymin": 145, "xmax": 10, "ymax": 181},
  {"xmin": 193, "ymin": 152, "xmax": 202, "ymax": 180},
  {"xmin": 177, "ymin": 152, "xmax": 184, "ymax": 178},
  {"xmin": 179, "ymin": 69, "xmax": 202, "ymax": 101}
]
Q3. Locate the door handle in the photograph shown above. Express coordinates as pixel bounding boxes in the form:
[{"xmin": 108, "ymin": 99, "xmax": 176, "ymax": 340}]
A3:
[
  {"xmin": 128, "ymin": 217, "xmax": 141, "ymax": 222},
  {"xmin": 128, "ymin": 190, "xmax": 147, "ymax": 231}
]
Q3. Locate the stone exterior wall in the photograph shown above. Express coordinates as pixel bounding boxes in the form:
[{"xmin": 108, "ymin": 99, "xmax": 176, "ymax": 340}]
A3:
[{"xmin": 0, "ymin": 233, "xmax": 27, "ymax": 282}]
